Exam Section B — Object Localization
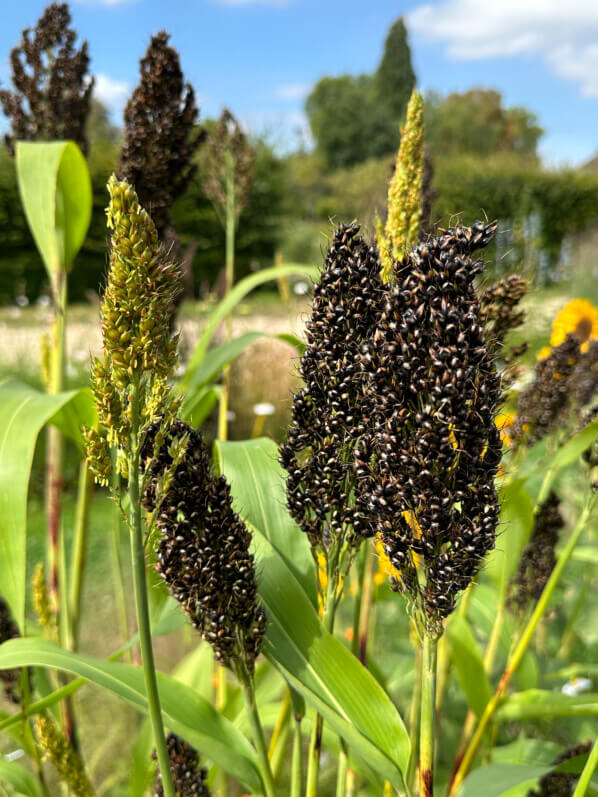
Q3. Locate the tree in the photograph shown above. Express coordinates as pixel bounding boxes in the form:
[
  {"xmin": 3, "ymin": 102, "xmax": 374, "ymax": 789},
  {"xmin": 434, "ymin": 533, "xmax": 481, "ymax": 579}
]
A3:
[
  {"xmin": 425, "ymin": 89, "xmax": 543, "ymax": 159},
  {"xmin": 0, "ymin": 2, "xmax": 93, "ymax": 155},
  {"xmin": 375, "ymin": 17, "xmax": 416, "ymax": 120},
  {"xmin": 118, "ymin": 31, "xmax": 200, "ymax": 235},
  {"xmin": 306, "ymin": 16, "xmax": 415, "ymax": 170}
]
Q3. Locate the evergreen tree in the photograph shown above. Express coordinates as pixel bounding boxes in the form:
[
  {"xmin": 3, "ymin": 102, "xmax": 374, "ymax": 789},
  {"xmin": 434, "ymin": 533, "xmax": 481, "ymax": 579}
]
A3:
[{"xmin": 375, "ymin": 17, "xmax": 415, "ymax": 121}]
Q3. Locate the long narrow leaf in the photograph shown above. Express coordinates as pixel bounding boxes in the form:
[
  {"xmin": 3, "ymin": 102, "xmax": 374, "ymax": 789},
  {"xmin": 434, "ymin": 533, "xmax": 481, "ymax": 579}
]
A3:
[
  {"xmin": 0, "ymin": 379, "xmax": 94, "ymax": 630},
  {"xmin": 0, "ymin": 758, "xmax": 43, "ymax": 797},
  {"xmin": 446, "ymin": 615, "xmax": 492, "ymax": 717},
  {"xmin": 0, "ymin": 638, "xmax": 261, "ymax": 792}
]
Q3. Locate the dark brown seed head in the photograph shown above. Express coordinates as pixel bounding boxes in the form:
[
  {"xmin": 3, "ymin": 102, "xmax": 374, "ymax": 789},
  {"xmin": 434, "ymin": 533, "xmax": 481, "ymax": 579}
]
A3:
[{"xmin": 154, "ymin": 733, "xmax": 210, "ymax": 797}]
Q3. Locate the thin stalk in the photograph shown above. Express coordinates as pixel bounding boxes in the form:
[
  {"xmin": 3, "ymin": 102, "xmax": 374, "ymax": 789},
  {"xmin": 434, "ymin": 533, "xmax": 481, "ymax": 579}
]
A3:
[
  {"xmin": 572, "ymin": 737, "xmax": 598, "ymax": 797},
  {"xmin": 350, "ymin": 544, "xmax": 367, "ymax": 658},
  {"xmin": 306, "ymin": 544, "xmax": 341, "ymax": 796},
  {"xmin": 356, "ymin": 544, "xmax": 375, "ymax": 665},
  {"xmin": 213, "ymin": 667, "xmax": 229, "ymax": 796},
  {"xmin": 336, "ymin": 741, "xmax": 348, "ymax": 797},
  {"xmin": 68, "ymin": 460, "xmax": 94, "ymax": 650},
  {"xmin": 242, "ymin": 680, "xmax": 277, "ymax": 797},
  {"xmin": 128, "ymin": 379, "xmax": 175, "ymax": 797},
  {"xmin": 21, "ymin": 669, "xmax": 49, "ymax": 797},
  {"xmin": 269, "ymin": 688, "xmax": 291, "ymax": 776},
  {"xmin": 217, "ymin": 151, "xmax": 236, "ymax": 442},
  {"xmin": 449, "ymin": 491, "xmax": 597, "ymax": 797},
  {"xmin": 291, "ymin": 712, "xmax": 303, "ymax": 797},
  {"xmin": 110, "ymin": 470, "xmax": 130, "ymax": 659},
  {"xmin": 419, "ymin": 633, "xmax": 437, "ymax": 797},
  {"xmin": 406, "ymin": 641, "xmax": 423, "ymax": 790}
]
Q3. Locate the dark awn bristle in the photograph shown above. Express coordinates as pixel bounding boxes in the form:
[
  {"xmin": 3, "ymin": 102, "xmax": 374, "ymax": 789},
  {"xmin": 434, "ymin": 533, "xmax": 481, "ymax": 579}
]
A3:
[{"xmin": 142, "ymin": 421, "xmax": 266, "ymax": 674}]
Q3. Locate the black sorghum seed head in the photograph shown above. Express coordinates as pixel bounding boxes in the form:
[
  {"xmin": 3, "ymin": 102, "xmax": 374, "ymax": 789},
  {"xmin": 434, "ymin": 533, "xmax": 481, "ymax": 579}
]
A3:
[
  {"xmin": 280, "ymin": 221, "xmax": 384, "ymax": 552},
  {"xmin": 508, "ymin": 491, "xmax": 563, "ymax": 612},
  {"xmin": 527, "ymin": 741, "xmax": 592, "ymax": 797},
  {"xmin": 119, "ymin": 31, "xmax": 200, "ymax": 235},
  {"xmin": 142, "ymin": 421, "xmax": 266, "ymax": 675},
  {"xmin": 513, "ymin": 335, "xmax": 581, "ymax": 448},
  {"xmin": 153, "ymin": 733, "xmax": 210, "ymax": 797},
  {"xmin": 357, "ymin": 221, "xmax": 503, "ymax": 635},
  {"xmin": 0, "ymin": 2, "xmax": 93, "ymax": 155},
  {"xmin": 0, "ymin": 595, "xmax": 21, "ymax": 704},
  {"xmin": 569, "ymin": 340, "xmax": 598, "ymax": 409},
  {"xmin": 479, "ymin": 275, "xmax": 528, "ymax": 346}
]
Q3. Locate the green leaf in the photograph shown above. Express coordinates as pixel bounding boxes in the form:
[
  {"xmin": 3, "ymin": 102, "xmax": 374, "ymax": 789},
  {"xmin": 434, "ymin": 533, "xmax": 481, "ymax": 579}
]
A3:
[
  {"xmin": 0, "ymin": 379, "xmax": 93, "ymax": 630},
  {"xmin": 48, "ymin": 387, "xmax": 97, "ymax": 450},
  {"xmin": 446, "ymin": 614, "xmax": 492, "ymax": 717},
  {"xmin": 572, "ymin": 546, "xmax": 598, "ymax": 565},
  {"xmin": 251, "ymin": 525, "xmax": 410, "ymax": 788},
  {"xmin": 180, "ymin": 385, "xmax": 221, "ymax": 428},
  {"xmin": 129, "ymin": 718, "xmax": 154, "ymax": 797},
  {"xmin": 495, "ymin": 689, "xmax": 598, "ymax": 722},
  {"xmin": 184, "ymin": 331, "xmax": 265, "ymax": 389},
  {"xmin": 16, "ymin": 141, "xmax": 92, "ymax": 280},
  {"xmin": 0, "ymin": 638, "xmax": 261, "ymax": 792},
  {"xmin": 546, "ymin": 416, "xmax": 598, "ymax": 472},
  {"xmin": 516, "ymin": 650, "xmax": 539, "ymax": 691},
  {"xmin": 486, "ymin": 480, "xmax": 534, "ymax": 594},
  {"xmin": 0, "ymin": 758, "xmax": 43, "ymax": 797},
  {"xmin": 180, "ymin": 264, "xmax": 318, "ymax": 390},
  {"xmin": 216, "ymin": 437, "xmax": 317, "ymax": 606},
  {"xmin": 457, "ymin": 764, "xmax": 548, "ymax": 797}
]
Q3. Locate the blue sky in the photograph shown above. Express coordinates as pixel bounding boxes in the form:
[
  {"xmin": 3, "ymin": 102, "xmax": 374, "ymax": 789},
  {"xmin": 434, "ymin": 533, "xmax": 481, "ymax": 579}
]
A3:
[{"xmin": 1, "ymin": 0, "xmax": 597, "ymax": 167}]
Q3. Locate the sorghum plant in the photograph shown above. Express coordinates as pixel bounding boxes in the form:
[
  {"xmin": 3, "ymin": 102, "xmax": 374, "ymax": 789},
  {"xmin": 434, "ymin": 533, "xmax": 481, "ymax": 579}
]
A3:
[
  {"xmin": 119, "ymin": 31, "xmax": 200, "ymax": 236},
  {"xmin": 0, "ymin": 2, "xmax": 92, "ymax": 154},
  {"xmin": 154, "ymin": 734, "xmax": 211, "ymax": 797}
]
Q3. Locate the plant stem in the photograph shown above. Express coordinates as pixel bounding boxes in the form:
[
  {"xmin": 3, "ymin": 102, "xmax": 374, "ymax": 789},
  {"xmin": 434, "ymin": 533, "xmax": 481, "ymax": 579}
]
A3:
[
  {"xmin": 449, "ymin": 491, "xmax": 597, "ymax": 796},
  {"xmin": 406, "ymin": 640, "xmax": 423, "ymax": 790},
  {"xmin": 128, "ymin": 379, "xmax": 175, "ymax": 797},
  {"xmin": 68, "ymin": 460, "xmax": 94, "ymax": 650},
  {"xmin": 110, "ymin": 469, "xmax": 130, "ymax": 659},
  {"xmin": 291, "ymin": 711, "xmax": 303, "ymax": 797},
  {"xmin": 336, "ymin": 741, "xmax": 348, "ymax": 797},
  {"xmin": 217, "ymin": 150, "xmax": 236, "ymax": 442},
  {"xmin": 419, "ymin": 633, "xmax": 437, "ymax": 797},
  {"xmin": 269, "ymin": 688, "xmax": 291, "ymax": 777},
  {"xmin": 242, "ymin": 680, "xmax": 277, "ymax": 797},
  {"xmin": 572, "ymin": 737, "xmax": 598, "ymax": 797}
]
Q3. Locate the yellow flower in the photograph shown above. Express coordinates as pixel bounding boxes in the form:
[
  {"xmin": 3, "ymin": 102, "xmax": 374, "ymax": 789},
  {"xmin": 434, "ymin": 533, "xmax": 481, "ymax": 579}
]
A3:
[
  {"xmin": 374, "ymin": 538, "xmax": 401, "ymax": 586},
  {"xmin": 495, "ymin": 412, "xmax": 516, "ymax": 446},
  {"xmin": 537, "ymin": 346, "xmax": 551, "ymax": 361},
  {"xmin": 550, "ymin": 299, "xmax": 598, "ymax": 353}
]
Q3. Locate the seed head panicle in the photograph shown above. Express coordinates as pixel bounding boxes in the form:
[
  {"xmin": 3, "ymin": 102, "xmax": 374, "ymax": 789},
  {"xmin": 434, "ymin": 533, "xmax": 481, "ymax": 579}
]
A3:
[
  {"xmin": 357, "ymin": 221, "xmax": 503, "ymax": 635},
  {"xmin": 36, "ymin": 713, "xmax": 95, "ymax": 797},
  {"xmin": 513, "ymin": 335, "xmax": 581, "ymax": 448},
  {"xmin": 508, "ymin": 492, "xmax": 563, "ymax": 612},
  {"xmin": 0, "ymin": 595, "xmax": 21, "ymax": 704},
  {"xmin": 569, "ymin": 339, "xmax": 598, "ymax": 408},
  {"xmin": 86, "ymin": 176, "xmax": 182, "ymax": 482},
  {"xmin": 378, "ymin": 89, "xmax": 425, "ymax": 282},
  {"xmin": 479, "ymin": 274, "xmax": 528, "ymax": 353},
  {"xmin": 142, "ymin": 420, "xmax": 266, "ymax": 676},
  {"xmin": 154, "ymin": 733, "xmax": 210, "ymax": 797},
  {"xmin": 527, "ymin": 741, "xmax": 592, "ymax": 797},
  {"xmin": 280, "ymin": 221, "xmax": 384, "ymax": 552}
]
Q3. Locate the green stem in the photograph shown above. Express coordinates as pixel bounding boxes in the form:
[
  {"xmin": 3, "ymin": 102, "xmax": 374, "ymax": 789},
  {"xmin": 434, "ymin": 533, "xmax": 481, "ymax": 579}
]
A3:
[
  {"xmin": 406, "ymin": 640, "xmax": 423, "ymax": 790},
  {"xmin": 336, "ymin": 742, "xmax": 348, "ymax": 797},
  {"xmin": 449, "ymin": 491, "xmax": 597, "ymax": 797},
  {"xmin": 419, "ymin": 634, "xmax": 437, "ymax": 797},
  {"xmin": 242, "ymin": 680, "xmax": 277, "ymax": 797},
  {"xmin": 269, "ymin": 688, "xmax": 291, "ymax": 780},
  {"xmin": 128, "ymin": 380, "xmax": 175, "ymax": 797},
  {"xmin": 217, "ymin": 151, "xmax": 236, "ymax": 442},
  {"xmin": 68, "ymin": 460, "xmax": 94, "ymax": 650},
  {"xmin": 110, "ymin": 469, "xmax": 130, "ymax": 659},
  {"xmin": 572, "ymin": 738, "xmax": 598, "ymax": 797},
  {"xmin": 291, "ymin": 712, "xmax": 303, "ymax": 797}
]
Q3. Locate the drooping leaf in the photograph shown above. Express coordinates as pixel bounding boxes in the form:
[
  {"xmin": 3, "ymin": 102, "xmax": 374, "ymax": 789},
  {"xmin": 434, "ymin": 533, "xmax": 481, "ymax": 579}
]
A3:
[
  {"xmin": 0, "ymin": 638, "xmax": 261, "ymax": 792},
  {"xmin": 16, "ymin": 141, "xmax": 92, "ymax": 280},
  {"xmin": 0, "ymin": 758, "xmax": 43, "ymax": 797},
  {"xmin": 48, "ymin": 387, "xmax": 97, "ymax": 451},
  {"xmin": 180, "ymin": 264, "xmax": 318, "ymax": 390},
  {"xmin": 446, "ymin": 614, "xmax": 492, "ymax": 717},
  {"xmin": 546, "ymin": 417, "xmax": 598, "ymax": 472},
  {"xmin": 495, "ymin": 689, "xmax": 598, "ymax": 722},
  {"xmin": 486, "ymin": 480, "xmax": 534, "ymax": 595},
  {"xmin": 572, "ymin": 547, "xmax": 598, "ymax": 566},
  {"xmin": 216, "ymin": 437, "xmax": 317, "ymax": 606},
  {"xmin": 0, "ymin": 379, "xmax": 93, "ymax": 630},
  {"xmin": 457, "ymin": 763, "xmax": 548, "ymax": 797},
  {"xmin": 252, "ymin": 526, "xmax": 410, "ymax": 788}
]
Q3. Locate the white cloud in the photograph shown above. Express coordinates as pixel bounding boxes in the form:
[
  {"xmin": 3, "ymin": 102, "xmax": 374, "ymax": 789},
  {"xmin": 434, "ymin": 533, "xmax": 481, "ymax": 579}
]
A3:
[
  {"xmin": 93, "ymin": 74, "xmax": 130, "ymax": 111},
  {"xmin": 407, "ymin": 0, "xmax": 598, "ymax": 96},
  {"xmin": 275, "ymin": 82, "xmax": 310, "ymax": 101},
  {"xmin": 75, "ymin": 0, "xmax": 134, "ymax": 6}
]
